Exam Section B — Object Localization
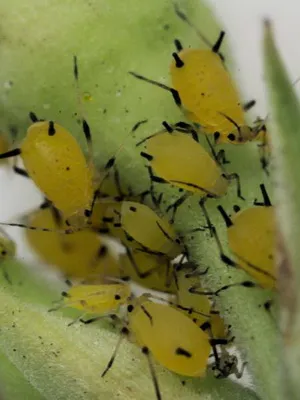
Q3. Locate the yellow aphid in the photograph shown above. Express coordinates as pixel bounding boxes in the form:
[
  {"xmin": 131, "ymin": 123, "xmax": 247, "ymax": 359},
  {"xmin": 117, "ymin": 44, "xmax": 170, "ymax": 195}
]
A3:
[
  {"xmin": 170, "ymin": 48, "xmax": 254, "ymax": 144},
  {"xmin": 0, "ymin": 120, "xmax": 94, "ymax": 226},
  {"xmin": 218, "ymin": 185, "xmax": 276, "ymax": 288},
  {"xmin": 103, "ymin": 201, "xmax": 183, "ymax": 258},
  {"xmin": 227, "ymin": 205, "xmax": 276, "ymax": 288},
  {"xmin": 25, "ymin": 121, "xmax": 93, "ymax": 221},
  {"xmin": 127, "ymin": 296, "xmax": 211, "ymax": 377},
  {"xmin": 130, "ymin": 4, "xmax": 258, "ymax": 145},
  {"xmin": 25, "ymin": 207, "xmax": 120, "ymax": 280},
  {"xmin": 141, "ymin": 129, "xmax": 227, "ymax": 197},
  {"xmin": 59, "ymin": 283, "xmax": 131, "ymax": 314}
]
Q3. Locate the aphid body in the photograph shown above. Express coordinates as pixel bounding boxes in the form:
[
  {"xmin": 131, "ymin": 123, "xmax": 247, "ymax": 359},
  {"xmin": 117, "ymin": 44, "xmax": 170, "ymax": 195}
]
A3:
[
  {"xmin": 143, "ymin": 130, "xmax": 228, "ymax": 197},
  {"xmin": 127, "ymin": 296, "xmax": 211, "ymax": 376},
  {"xmin": 26, "ymin": 207, "xmax": 120, "ymax": 280},
  {"xmin": 227, "ymin": 205, "xmax": 276, "ymax": 288},
  {"xmin": 61, "ymin": 283, "xmax": 131, "ymax": 314}
]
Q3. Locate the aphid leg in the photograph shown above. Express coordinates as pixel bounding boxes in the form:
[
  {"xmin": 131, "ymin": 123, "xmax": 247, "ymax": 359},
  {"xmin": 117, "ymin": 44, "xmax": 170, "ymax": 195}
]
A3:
[
  {"xmin": 215, "ymin": 149, "xmax": 230, "ymax": 165},
  {"xmin": 101, "ymin": 326, "xmax": 128, "ymax": 378},
  {"xmin": 189, "ymin": 280, "xmax": 259, "ymax": 296},
  {"xmin": 147, "ymin": 290, "xmax": 211, "ymax": 318},
  {"xmin": 67, "ymin": 313, "xmax": 89, "ymax": 327},
  {"xmin": 243, "ymin": 99, "xmax": 256, "ymax": 112},
  {"xmin": 124, "ymin": 247, "xmax": 162, "ymax": 279},
  {"xmin": 141, "ymin": 189, "xmax": 152, "ymax": 203},
  {"xmin": 199, "ymin": 199, "xmax": 237, "ymax": 266},
  {"xmin": 129, "ymin": 71, "xmax": 183, "ymax": 112},
  {"xmin": 203, "ymin": 135, "xmax": 229, "ymax": 169},
  {"xmin": 173, "ymin": 121, "xmax": 199, "ymax": 142},
  {"xmin": 12, "ymin": 165, "xmax": 29, "ymax": 178},
  {"xmin": 212, "ymin": 31, "xmax": 225, "ymax": 56},
  {"xmin": 199, "ymin": 198, "xmax": 215, "ymax": 237},
  {"xmin": 142, "ymin": 347, "xmax": 162, "ymax": 400},
  {"xmin": 166, "ymin": 192, "xmax": 190, "ymax": 223},
  {"xmin": 178, "ymin": 262, "xmax": 209, "ymax": 279},
  {"xmin": 143, "ymin": 164, "xmax": 167, "ymax": 208},
  {"xmin": 0, "ymin": 148, "xmax": 21, "ymax": 161},
  {"xmin": 84, "ymin": 188, "xmax": 101, "ymax": 221},
  {"xmin": 254, "ymin": 183, "xmax": 272, "ymax": 207},
  {"xmin": 226, "ymin": 173, "xmax": 245, "ymax": 200},
  {"xmin": 80, "ymin": 313, "xmax": 115, "ymax": 325},
  {"xmin": 201, "ymin": 321, "xmax": 221, "ymax": 371}
]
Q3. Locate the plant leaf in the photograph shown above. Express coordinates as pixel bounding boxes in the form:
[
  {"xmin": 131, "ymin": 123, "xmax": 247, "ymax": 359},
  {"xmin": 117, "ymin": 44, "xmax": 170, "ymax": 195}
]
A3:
[
  {"xmin": 263, "ymin": 19, "xmax": 300, "ymax": 399},
  {"xmin": 0, "ymin": 261, "xmax": 259, "ymax": 400}
]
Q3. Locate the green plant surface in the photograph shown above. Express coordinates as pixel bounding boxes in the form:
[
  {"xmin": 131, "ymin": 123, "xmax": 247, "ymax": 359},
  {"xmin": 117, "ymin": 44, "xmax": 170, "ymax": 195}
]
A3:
[
  {"xmin": 0, "ymin": 1, "xmax": 280, "ymax": 399},
  {"xmin": 0, "ymin": 351, "xmax": 44, "ymax": 400},
  {"xmin": 263, "ymin": 20, "xmax": 300, "ymax": 399},
  {"xmin": 0, "ymin": 261, "xmax": 259, "ymax": 400}
]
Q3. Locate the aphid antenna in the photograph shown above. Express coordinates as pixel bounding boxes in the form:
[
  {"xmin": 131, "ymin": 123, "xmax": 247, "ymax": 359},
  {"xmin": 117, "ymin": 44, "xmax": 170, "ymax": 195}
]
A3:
[
  {"xmin": 173, "ymin": 2, "xmax": 225, "ymax": 61},
  {"xmin": 199, "ymin": 199, "xmax": 237, "ymax": 267},
  {"xmin": 73, "ymin": 55, "xmax": 94, "ymax": 168}
]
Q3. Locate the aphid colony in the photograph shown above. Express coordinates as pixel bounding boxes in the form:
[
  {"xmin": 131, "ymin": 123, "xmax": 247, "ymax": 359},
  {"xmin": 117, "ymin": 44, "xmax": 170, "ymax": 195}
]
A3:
[{"xmin": 0, "ymin": 4, "xmax": 275, "ymax": 400}]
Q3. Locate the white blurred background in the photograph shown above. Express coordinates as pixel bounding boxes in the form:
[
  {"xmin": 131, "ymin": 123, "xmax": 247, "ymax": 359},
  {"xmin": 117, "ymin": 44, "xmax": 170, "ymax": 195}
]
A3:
[{"xmin": 0, "ymin": 0, "xmax": 299, "ymax": 266}]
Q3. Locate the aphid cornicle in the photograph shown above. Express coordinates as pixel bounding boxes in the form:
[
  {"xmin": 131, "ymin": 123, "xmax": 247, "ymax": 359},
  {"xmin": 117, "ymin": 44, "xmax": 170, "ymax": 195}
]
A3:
[
  {"xmin": 130, "ymin": 4, "xmax": 258, "ymax": 145},
  {"xmin": 218, "ymin": 185, "xmax": 276, "ymax": 289}
]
